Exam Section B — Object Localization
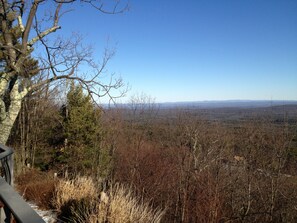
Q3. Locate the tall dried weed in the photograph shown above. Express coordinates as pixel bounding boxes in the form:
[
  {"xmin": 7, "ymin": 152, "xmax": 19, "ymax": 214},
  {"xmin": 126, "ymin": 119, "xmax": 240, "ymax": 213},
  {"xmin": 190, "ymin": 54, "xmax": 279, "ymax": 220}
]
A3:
[
  {"xmin": 53, "ymin": 176, "xmax": 165, "ymax": 223},
  {"xmin": 53, "ymin": 176, "xmax": 97, "ymax": 211},
  {"xmin": 95, "ymin": 183, "xmax": 165, "ymax": 223}
]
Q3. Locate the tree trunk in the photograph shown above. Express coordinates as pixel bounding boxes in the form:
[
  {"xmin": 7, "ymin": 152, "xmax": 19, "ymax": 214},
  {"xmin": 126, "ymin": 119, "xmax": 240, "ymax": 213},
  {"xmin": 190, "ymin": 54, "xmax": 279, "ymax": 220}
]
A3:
[
  {"xmin": 0, "ymin": 110, "xmax": 20, "ymax": 145},
  {"xmin": 0, "ymin": 80, "xmax": 26, "ymax": 145}
]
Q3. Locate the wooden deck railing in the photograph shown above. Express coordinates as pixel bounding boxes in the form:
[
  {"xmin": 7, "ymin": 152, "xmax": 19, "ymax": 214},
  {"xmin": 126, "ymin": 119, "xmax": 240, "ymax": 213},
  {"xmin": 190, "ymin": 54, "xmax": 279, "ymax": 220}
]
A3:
[{"xmin": 0, "ymin": 144, "xmax": 45, "ymax": 223}]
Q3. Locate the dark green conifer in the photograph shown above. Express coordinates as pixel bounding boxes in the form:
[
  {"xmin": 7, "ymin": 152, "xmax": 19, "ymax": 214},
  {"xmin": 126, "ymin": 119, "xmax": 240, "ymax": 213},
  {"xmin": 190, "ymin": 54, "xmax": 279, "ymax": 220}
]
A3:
[{"xmin": 60, "ymin": 82, "xmax": 112, "ymax": 177}]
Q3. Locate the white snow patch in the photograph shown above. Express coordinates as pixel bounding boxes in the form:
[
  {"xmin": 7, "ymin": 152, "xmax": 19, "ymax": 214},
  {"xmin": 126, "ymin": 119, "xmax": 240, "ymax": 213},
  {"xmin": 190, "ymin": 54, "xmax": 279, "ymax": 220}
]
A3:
[{"xmin": 28, "ymin": 202, "xmax": 57, "ymax": 223}]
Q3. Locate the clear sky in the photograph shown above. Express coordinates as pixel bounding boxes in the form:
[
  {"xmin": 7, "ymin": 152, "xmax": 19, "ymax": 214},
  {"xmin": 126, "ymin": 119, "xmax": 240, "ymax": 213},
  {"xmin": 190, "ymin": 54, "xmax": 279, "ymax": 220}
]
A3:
[{"xmin": 48, "ymin": 0, "xmax": 297, "ymax": 103}]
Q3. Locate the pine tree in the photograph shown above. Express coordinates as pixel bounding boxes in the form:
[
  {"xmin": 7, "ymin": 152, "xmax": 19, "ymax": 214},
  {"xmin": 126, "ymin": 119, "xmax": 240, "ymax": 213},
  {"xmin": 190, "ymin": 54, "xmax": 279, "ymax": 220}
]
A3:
[
  {"xmin": 65, "ymin": 83, "xmax": 100, "ymax": 146},
  {"xmin": 58, "ymin": 83, "xmax": 112, "ymax": 177}
]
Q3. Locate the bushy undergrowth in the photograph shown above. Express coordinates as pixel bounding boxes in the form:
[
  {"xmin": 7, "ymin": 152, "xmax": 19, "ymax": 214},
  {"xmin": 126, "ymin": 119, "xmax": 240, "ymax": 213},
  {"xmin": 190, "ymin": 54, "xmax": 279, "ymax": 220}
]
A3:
[
  {"xmin": 98, "ymin": 183, "xmax": 164, "ymax": 223},
  {"xmin": 16, "ymin": 170, "xmax": 165, "ymax": 222},
  {"xmin": 53, "ymin": 175, "xmax": 97, "ymax": 211},
  {"xmin": 54, "ymin": 177, "xmax": 164, "ymax": 223},
  {"xmin": 15, "ymin": 168, "xmax": 57, "ymax": 210}
]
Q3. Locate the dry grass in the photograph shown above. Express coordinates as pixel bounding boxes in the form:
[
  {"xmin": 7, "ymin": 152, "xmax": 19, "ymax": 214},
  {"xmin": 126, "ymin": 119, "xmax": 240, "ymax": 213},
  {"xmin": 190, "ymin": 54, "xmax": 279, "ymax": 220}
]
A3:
[
  {"xmin": 95, "ymin": 183, "xmax": 165, "ymax": 223},
  {"xmin": 53, "ymin": 176, "xmax": 165, "ymax": 223},
  {"xmin": 53, "ymin": 176, "xmax": 97, "ymax": 211}
]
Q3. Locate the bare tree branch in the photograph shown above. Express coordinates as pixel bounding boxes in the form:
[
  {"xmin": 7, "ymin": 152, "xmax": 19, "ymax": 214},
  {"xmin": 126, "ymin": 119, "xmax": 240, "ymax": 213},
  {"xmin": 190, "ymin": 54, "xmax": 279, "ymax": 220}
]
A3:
[
  {"xmin": 21, "ymin": 0, "xmax": 40, "ymax": 51},
  {"xmin": 0, "ymin": 0, "xmax": 128, "ymax": 144},
  {"xmin": 28, "ymin": 26, "xmax": 61, "ymax": 47},
  {"xmin": 17, "ymin": 15, "xmax": 25, "ymax": 32}
]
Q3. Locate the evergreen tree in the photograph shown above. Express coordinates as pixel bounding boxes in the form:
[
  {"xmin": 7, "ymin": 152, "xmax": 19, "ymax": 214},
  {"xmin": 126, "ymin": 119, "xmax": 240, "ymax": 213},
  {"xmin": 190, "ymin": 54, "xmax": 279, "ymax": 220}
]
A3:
[
  {"xmin": 58, "ymin": 83, "xmax": 112, "ymax": 177},
  {"xmin": 65, "ymin": 83, "xmax": 100, "ymax": 146}
]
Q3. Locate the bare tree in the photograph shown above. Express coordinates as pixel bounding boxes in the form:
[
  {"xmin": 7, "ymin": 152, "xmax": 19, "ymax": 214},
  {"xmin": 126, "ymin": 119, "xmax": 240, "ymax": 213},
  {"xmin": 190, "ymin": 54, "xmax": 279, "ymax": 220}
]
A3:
[{"xmin": 0, "ymin": 0, "xmax": 128, "ymax": 144}]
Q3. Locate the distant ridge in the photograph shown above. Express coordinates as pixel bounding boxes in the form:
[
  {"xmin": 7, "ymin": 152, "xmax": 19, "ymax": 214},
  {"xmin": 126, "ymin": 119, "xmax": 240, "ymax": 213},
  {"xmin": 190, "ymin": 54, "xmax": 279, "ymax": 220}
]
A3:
[
  {"xmin": 103, "ymin": 100, "xmax": 297, "ymax": 109},
  {"xmin": 157, "ymin": 100, "xmax": 297, "ymax": 109}
]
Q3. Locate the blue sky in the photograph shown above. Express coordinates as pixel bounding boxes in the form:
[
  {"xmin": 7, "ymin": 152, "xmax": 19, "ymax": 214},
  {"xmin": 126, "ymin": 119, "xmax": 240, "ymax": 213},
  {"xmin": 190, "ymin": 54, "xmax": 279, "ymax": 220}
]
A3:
[{"xmin": 47, "ymin": 0, "xmax": 297, "ymax": 103}]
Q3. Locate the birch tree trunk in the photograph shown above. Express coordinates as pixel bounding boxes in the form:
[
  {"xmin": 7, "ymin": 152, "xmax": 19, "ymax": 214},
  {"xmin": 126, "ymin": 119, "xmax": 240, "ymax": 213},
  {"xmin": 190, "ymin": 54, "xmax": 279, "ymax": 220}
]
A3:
[{"xmin": 0, "ymin": 79, "xmax": 27, "ymax": 144}]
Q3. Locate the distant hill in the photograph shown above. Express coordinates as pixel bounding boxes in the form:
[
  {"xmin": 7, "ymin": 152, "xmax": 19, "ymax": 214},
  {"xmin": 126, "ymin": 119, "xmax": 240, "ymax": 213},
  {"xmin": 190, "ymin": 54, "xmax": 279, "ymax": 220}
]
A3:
[
  {"xmin": 157, "ymin": 100, "xmax": 297, "ymax": 109},
  {"xmin": 104, "ymin": 100, "xmax": 297, "ymax": 123}
]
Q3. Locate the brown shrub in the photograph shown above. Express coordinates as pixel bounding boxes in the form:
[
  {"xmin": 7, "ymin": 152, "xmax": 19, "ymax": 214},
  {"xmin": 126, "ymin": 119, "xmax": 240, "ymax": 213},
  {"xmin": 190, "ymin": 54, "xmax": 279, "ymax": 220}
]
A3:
[{"xmin": 15, "ymin": 168, "xmax": 57, "ymax": 209}]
